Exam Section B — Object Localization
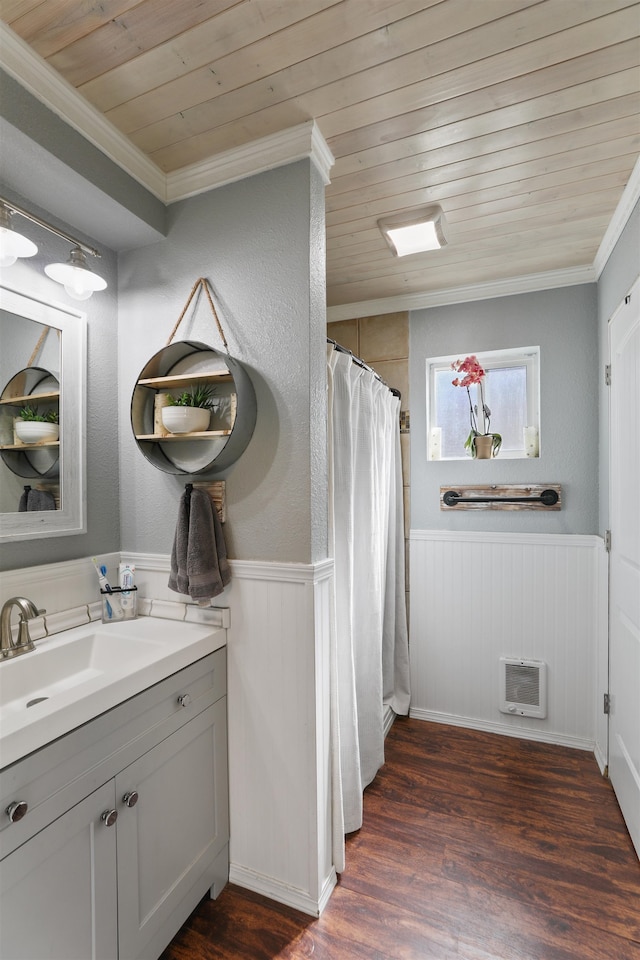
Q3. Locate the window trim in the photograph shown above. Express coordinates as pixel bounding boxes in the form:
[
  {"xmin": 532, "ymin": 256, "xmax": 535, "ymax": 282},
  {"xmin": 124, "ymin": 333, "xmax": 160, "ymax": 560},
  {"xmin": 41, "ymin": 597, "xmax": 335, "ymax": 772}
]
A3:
[{"xmin": 426, "ymin": 346, "xmax": 540, "ymax": 461}]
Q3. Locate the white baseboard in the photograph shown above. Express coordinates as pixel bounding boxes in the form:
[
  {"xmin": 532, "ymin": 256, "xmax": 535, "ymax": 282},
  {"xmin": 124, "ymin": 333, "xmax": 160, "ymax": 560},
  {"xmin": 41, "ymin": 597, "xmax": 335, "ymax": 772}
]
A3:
[
  {"xmin": 383, "ymin": 704, "xmax": 396, "ymax": 738},
  {"xmin": 594, "ymin": 741, "xmax": 608, "ymax": 777},
  {"xmin": 229, "ymin": 863, "xmax": 337, "ymax": 918},
  {"xmin": 409, "ymin": 708, "xmax": 595, "ymax": 753}
]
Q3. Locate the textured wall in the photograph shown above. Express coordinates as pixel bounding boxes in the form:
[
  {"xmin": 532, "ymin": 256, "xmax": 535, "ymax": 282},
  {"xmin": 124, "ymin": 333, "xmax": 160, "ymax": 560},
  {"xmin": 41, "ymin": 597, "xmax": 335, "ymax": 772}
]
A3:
[
  {"xmin": 410, "ymin": 284, "xmax": 599, "ymax": 534},
  {"xmin": 118, "ymin": 160, "xmax": 327, "ymax": 564}
]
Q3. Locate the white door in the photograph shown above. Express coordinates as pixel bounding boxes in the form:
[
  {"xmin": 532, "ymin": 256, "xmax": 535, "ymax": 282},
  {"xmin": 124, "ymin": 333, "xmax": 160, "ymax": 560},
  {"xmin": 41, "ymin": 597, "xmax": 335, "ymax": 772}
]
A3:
[{"xmin": 609, "ymin": 277, "xmax": 640, "ymax": 860}]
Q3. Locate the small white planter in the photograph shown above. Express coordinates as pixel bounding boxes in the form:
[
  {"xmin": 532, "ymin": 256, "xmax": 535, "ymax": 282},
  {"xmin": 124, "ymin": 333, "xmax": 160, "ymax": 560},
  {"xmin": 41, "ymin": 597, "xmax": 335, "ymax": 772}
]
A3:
[
  {"xmin": 161, "ymin": 406, "xmax": 210, "ymax": 434},
  {"xmin": 15, "ymin": 420, "xmax": 60, "ymax": 444}
]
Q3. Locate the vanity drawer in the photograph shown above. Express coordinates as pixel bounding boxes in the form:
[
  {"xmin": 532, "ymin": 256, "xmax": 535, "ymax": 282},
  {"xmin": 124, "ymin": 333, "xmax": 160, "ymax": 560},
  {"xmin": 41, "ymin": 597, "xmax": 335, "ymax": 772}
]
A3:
[{"xmin": 0, "ymin": 647, "xmax": 226, "ymax": 858}]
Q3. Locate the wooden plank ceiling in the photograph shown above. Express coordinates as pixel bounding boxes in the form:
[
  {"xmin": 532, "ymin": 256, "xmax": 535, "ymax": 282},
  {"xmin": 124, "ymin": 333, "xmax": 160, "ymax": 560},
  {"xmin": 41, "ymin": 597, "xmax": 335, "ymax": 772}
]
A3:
[{"xmin": 2, "ymin": 0, "xmax": 639, "ymax": 310}]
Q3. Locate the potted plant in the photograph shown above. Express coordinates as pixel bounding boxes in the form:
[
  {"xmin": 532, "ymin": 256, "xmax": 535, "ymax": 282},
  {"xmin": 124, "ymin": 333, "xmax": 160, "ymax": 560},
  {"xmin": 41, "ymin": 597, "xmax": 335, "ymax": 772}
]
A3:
[
  {"xmin": 161, "ymin": 384, "xmax": 217, "ymax": 434},
  {"xmin": 451, "ymin": 356, "xmax": 502, "ymax": 458},
  {"xmin": 15, "ymin": 405, "xmax": 60, "ymax": 444}
]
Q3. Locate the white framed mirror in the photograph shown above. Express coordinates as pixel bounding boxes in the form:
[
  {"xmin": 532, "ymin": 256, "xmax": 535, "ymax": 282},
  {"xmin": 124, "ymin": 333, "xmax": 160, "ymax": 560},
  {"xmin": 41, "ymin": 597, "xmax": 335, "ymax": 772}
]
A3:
[{"xmin": 0, "ymin": 284, "xmax": 86, "ymax": 541}]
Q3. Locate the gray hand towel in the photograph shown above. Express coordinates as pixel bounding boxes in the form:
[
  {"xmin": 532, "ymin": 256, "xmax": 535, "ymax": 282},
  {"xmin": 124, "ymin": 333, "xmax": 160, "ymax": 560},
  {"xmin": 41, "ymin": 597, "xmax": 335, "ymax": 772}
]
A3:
[
  {"xmin": 19, "ymin": 486, "xmax": 31, "ymax": 511},
  {"xmin": 27, "ymin": 488, "xmax": 56, "ymax": 511},
  {"xmin": 168, "ymin": 487, "xmax": 230, "ymax": 602},
  {"xmin": 168, "ymin": 490, "xmax": 190, "ymax": 596}
]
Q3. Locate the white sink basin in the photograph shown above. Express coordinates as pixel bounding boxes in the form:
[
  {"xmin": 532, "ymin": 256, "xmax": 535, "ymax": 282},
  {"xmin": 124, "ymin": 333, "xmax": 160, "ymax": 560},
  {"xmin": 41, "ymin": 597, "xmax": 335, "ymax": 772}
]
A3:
[{"xmin": 0, "ymin": 616, "xmax": 225, "ymax": 768}]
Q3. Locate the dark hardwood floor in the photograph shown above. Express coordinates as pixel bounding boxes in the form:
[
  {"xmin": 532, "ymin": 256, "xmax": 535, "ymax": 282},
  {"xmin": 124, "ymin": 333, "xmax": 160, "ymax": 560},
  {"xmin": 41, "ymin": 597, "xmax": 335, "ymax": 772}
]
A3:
[{"xmin": 161, "ymin": 719, "xmax": 640, "ymax": 960}]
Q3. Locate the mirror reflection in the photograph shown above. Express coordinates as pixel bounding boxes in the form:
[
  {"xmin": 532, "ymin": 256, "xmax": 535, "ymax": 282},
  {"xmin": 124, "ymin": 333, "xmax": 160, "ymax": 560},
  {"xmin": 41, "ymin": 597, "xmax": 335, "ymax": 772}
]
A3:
[{"xmin": 0, "ymin": 311, "xmax": 61, "ymax": 513}]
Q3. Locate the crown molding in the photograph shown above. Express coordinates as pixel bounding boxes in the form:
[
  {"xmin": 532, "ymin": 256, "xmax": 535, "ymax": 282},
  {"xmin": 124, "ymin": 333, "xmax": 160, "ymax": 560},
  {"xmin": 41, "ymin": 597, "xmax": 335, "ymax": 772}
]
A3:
[
  {"xmin": 165, "ymin": 120, "xmax": 334, "ymax": 202},
  {"xmin": 593, "ymin": 155, "xmax": 640, "ymax": 278},
  {"xmin": 0, "ymin": 22, "xmax": 167, "ymax": 200},
  {"xmin": 326, "ymin": 265, "xmax": 597, "ymax": 321}
]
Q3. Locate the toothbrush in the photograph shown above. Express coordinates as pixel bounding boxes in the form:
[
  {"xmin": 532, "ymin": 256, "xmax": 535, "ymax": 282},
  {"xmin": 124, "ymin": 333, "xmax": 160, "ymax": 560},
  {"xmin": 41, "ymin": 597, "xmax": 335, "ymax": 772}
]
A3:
[{"xmin": 91, "ymin": 557, "xmax": 112, "ymax": 618}]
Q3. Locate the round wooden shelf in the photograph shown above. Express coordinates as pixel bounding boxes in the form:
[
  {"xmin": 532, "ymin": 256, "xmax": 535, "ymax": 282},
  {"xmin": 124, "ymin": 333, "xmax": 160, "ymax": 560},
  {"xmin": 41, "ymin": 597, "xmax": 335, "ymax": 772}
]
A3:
[
  {"xmin": 0, "ymin": 367, "xmax": 60, "ymax": 479},
  {"xmin": 130, "ymin": 340, "xmax": 256, "ymax": 476}
]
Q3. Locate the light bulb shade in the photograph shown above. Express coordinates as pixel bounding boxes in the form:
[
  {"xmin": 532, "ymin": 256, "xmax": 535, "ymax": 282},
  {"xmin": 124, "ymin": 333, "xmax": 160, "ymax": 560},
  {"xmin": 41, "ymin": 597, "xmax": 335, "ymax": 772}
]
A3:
[
  {"xmin": 0, "ymin": 206, "xmax": 38, "ymax": 266},
  {"xmin": 45, "ymin": 246, "xmax": 107, "ymax": 300},
  {"xmin": 378, "ymin": 205, "xmax": 448, "ymax": 256}
]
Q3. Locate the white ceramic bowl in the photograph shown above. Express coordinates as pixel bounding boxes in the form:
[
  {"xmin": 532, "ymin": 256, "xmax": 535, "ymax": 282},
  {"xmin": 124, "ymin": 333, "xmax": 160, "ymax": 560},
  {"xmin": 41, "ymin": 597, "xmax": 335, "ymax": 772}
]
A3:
[
  {"xmin": 161, "ymin": 406, "xmax": 210, "ymax": 434},
  {"xmin": 15, "ymin": 420, "xmax": 59, "ymax": 444}
]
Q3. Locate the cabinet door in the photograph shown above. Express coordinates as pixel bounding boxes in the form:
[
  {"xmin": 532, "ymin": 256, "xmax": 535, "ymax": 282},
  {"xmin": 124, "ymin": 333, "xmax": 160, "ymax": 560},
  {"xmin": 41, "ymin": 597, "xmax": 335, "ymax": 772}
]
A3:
[
  {"xmin": 0, "ymin": 781, "xmax": 118, "ymax": 960},
  {"xmin": 116, "ymin": 700, "xmax": 228, "ymax": 960}
]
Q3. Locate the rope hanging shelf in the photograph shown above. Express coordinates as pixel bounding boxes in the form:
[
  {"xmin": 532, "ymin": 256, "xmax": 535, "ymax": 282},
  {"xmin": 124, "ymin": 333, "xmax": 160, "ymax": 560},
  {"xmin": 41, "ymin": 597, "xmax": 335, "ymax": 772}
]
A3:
[{"xmin": 130, "ymin": 278, "xmax": 256, "ymax": 477}]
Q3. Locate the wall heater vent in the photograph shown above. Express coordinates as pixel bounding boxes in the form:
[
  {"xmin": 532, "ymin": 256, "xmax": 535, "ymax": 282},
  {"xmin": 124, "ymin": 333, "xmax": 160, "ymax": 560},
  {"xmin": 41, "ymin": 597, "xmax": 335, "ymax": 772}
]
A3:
[{"xmin": 499, "ymin": 658, "xmax": 547, "ymax": 718}]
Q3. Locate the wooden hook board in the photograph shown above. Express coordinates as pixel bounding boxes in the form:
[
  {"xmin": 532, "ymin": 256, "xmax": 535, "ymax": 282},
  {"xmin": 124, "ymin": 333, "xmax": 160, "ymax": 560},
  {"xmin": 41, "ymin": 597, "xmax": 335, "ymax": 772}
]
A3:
[
  {"xmin": 440, "ymin": 484, "xmax": 562, "ymax": 511},
  {"xmin": 192, "ymin": 481, "xmax": 226, "ymax": 522}
]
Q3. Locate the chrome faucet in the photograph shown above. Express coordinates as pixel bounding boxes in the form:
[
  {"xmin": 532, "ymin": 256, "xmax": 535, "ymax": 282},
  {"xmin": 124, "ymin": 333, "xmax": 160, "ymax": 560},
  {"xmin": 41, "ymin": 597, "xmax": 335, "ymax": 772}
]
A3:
[{"xmin": 0, "ymin": 597, "xmax": 45, "ymax": 659}]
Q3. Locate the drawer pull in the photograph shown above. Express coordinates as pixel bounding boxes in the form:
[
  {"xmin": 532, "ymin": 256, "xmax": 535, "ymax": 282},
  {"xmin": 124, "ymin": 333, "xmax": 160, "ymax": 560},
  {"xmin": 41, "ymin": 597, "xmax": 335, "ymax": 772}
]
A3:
[
  {"xmin": 6, "ymin": 800, "xmax": 28, "ymax": 823},
  {"xmin": 101, "ymin": 809, "xmax": 118, "ymax": 827},
  {"xmin": 177, "ymin": 693, "xmax": 191, "ymax": 708},
  {"xmin": 123, "ymin": 791, "xmax": 139, "ymax": 808}
]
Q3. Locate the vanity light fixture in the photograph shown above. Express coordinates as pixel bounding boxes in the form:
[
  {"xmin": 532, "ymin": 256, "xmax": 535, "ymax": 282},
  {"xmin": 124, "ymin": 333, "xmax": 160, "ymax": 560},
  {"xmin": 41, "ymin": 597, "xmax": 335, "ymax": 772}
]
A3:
[
  {"xmin": 0, "ymin": 202, "xmax": 38, "ymax": 267},
  {"xmin": 0, "ymin": 195, "xmax": 107, "ymax": 300},
  {"xmin": 44, "ymin": 246, "xmax": 107, "ymax": 301},
  {"xmin": 378, "ymin": 204, "xmax": 448, "ymax": 256}
]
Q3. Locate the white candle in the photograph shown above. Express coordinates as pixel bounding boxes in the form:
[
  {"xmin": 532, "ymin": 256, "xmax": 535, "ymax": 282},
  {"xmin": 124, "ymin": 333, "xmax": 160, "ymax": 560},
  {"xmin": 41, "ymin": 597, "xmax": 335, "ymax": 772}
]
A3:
[
  {"xmin": 429, "ymin": 427, "xmax": 442, "ymax": 460},
  {"xmin": 524, "ymin": 426, "xmax": 539, "ymax": 458}
]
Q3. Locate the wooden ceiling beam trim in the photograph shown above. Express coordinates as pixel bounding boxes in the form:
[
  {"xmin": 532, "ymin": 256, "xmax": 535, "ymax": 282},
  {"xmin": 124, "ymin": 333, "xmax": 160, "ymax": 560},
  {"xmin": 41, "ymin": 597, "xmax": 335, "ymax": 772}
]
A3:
[
  {"xmin": 329, "ymin": 95, "xmax": 640, "ymax": 197},
  {"xmin": 326, "ymin": 116, "xmax": 638, "ymax": 210},
  {"xmin": 45, "ymin": 0, "xmax": 242, "ymax": 85}
]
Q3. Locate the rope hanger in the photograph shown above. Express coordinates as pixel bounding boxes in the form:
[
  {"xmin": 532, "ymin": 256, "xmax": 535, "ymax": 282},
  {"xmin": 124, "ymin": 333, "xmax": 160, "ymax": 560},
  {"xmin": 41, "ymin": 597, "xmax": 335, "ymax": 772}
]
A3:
[
  {"xmin": 26, "ymin": 326, "xmax": 59, "ymax": 367},
  {"xmin": 165, "ymin": 277, "xmax": 229, "ymax": 351}
]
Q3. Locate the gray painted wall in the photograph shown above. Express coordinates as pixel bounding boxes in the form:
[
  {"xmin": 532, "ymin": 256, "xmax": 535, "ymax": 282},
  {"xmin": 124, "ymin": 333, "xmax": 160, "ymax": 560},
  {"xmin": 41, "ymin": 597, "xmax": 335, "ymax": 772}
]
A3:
[
  {"xmin": 117, "ymin": 160, "xmax": 328, "ymax": 565},
  {"xmin": 0, "ymin": 188, "xmax": 120, "ymax": 571},
  {"xmin": 597, "ymin": 199, "xmax": 640, "ymax": 535},
  {"xmin": 410, "ymin": 284, "xmax": 599, "ymax": 534}
]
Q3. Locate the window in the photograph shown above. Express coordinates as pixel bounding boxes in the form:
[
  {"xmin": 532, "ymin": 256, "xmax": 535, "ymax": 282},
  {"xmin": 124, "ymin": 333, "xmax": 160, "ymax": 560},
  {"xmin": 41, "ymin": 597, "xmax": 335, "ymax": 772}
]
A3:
[{"xmin": 426, "ymin": 347, "xmax": 540, "ymax": 460}]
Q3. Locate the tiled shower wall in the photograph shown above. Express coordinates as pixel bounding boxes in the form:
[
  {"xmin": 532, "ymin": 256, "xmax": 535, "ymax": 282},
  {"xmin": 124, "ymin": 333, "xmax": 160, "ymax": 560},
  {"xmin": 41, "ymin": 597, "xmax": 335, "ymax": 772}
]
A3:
[{"xmin": 327, "ymin": 313, "xmax": 410, "ymax": 616}]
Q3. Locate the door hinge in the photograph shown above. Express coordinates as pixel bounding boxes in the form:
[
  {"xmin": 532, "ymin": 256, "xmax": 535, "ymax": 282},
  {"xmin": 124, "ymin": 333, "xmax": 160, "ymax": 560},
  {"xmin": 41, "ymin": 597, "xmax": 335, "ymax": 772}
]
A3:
[
  {"xmin": 605, "ymin": 364, "xmax": 611, "ymax": 386},
  {"xmin": 604, "ymin": 530, "xmax": 611, "ymax": 552},
  {"xmin": 604, "ymin": 693, "xmax": 611, "ymax": 715}
]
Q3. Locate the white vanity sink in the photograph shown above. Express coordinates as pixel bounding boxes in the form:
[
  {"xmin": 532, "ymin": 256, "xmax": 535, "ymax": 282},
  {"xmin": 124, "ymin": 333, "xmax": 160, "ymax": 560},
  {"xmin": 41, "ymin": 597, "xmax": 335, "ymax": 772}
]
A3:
[{"xmin": 0, "ymin": 616, "xmax": 226, "ymax": 768}]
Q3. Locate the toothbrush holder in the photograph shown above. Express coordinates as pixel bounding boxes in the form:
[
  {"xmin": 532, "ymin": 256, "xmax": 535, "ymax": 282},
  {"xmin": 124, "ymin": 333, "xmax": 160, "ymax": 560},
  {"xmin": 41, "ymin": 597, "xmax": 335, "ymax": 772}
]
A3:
[{"xmin": 100, "ymin": 586, "xmax": 138, "ymax": 623}]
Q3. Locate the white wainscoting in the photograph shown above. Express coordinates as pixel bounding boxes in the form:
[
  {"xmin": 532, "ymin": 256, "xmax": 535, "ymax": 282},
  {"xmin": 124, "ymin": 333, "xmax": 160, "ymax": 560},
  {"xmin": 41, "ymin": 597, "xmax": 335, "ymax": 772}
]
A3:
[
  {"xmin": 121, "ymin": 552, "xmax": 337, "ymax": 918},
  {"xmin": 409, "ymin": 531, "xmax": 607, "ymax": 753}
]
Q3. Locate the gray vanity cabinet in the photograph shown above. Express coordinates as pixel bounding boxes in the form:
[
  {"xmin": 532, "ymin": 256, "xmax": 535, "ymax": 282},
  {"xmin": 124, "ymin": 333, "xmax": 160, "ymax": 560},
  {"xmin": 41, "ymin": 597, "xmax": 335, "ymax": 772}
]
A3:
[
  {"xmin": 0, "ymin": 647, "xmax": 228, "ymax": 960},
  {"xmin": 116, "ymin": 697, "xmax": 228, "ymax": 960},
  {"xmin": 0, "ymin": 779, "xmax": 118, "ymax": 959}
]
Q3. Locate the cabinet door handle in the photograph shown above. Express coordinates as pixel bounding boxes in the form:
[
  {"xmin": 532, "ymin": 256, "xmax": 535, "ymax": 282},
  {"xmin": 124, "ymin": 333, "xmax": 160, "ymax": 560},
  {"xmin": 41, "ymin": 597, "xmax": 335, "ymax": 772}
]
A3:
[
  {"xmin": 101, "ymin": 809, "xmax": 118, "ymax": 827},
  {"xmin": 177, "ymin": 693, "xmax": 191, "ymax": 707},
  {"xmin": 122, "ymin": 791, "xmax": 139, "ymax": 808},
  {"xmin": 6, "ymin": 800, "xmax": 28, "ymax": 823}
]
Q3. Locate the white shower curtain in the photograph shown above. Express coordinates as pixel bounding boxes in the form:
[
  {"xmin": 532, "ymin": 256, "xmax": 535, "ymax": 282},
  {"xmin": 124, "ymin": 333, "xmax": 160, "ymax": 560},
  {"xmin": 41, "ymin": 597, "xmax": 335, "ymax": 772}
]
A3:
[{"xmin": 327, "ymin": 347, "xmax": 410, "ymax": 871}]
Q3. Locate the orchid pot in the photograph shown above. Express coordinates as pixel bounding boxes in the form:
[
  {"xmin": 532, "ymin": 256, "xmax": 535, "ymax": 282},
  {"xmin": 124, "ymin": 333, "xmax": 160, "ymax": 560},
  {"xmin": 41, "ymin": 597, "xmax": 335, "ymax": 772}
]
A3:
[{"xmin": 452, "ymin": 356, "xmax": 502, "ymax": 459}]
